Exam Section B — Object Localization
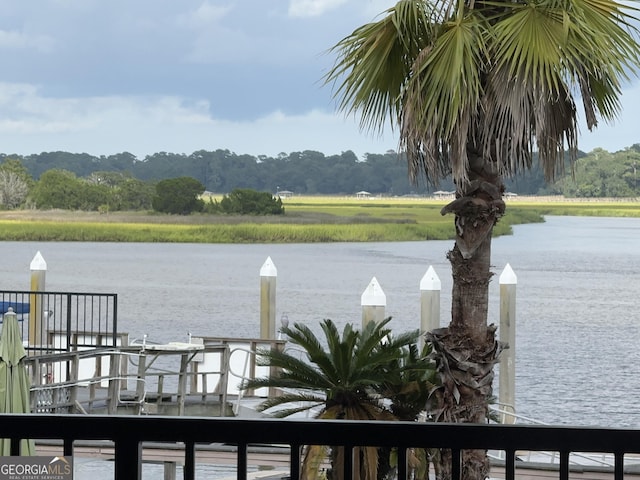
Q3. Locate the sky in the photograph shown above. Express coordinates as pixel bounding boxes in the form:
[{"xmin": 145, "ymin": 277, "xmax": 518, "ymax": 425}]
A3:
[{"xmin": 0, "ymin": 0, "xmax": 639, "ymax": 162}]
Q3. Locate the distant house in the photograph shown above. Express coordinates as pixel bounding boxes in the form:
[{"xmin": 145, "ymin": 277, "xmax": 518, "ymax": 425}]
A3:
[
  {"xmin": 356, "ymin": 191, "xmax": 371, "ymax": 199},
  {"xmin": 276, "ymin": 190, "xmax": 294, "ymax": 199},
  {"xmin": 432, "ymin": 190, "xmax": 455, "ymax": 200}
]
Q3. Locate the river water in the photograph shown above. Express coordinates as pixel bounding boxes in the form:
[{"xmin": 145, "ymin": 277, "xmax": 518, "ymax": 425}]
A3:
[{"xmin": 1, "ymin": 216, "xmax": 639, "ymax": 430}]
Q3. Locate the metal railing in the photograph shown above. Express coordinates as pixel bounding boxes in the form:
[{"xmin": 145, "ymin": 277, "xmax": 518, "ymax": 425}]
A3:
[
  {"xmin": 2, "ymin": 415, "xmax": 640, "ymax": 480},
  {"xmin": 23, "ymin": 345, "xmax": 232, "ymax": 416},
  {"xmin": 0, "ymin": 290, "xmax": 117, "ymax": 354}
]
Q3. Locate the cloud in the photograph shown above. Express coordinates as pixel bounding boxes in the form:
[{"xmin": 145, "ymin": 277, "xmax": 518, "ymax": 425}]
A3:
[
  {"xmin": 288, "ymin": 0, "xmax": 349, "ymax": 17},
  {"xmin": 0, "ymin": 29, "xmax": 54, "ymax": 52},
  {"xmin": 177, "ymin": 1, "xmax": 233, "ymax": 28},
  {"xmin": 0, "ymin": 82, "xmax": 396, "ymax": 159}
]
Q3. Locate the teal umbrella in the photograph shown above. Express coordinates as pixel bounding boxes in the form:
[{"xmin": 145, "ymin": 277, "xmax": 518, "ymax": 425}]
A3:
[{"xmin": 0, "ymin": 308, "xmax": 35, "ymax": 455}]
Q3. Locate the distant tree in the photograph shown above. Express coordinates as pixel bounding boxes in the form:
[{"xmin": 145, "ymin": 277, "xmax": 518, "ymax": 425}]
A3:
[
  {"xmin": 0, "ymin": 159, "xmax": 33, "ymax": 209},
  {"xmin": 218, "ymin": 188, "xmax": 284, "ymax": 215},
  {"xmin": 86, "ymin": 171, "xmax": 130, "ymax": 187},
  {"xmin": 22, "ymin": 152, "xmax": 99, "ymax": 179},
  {"xmin": 152, "ymin": 177, "xmax": 205, "ymax": 214},
  {"xmin": 31, "ymin": 169, "xmax": 84, "ymax": 209},
  {"xmin": 556, "ymin": 149, "xmax": 637, "ymax": 197},
  {"xmin": 116, "ymin": 178, "xmax": 154, "ymax": 210}
]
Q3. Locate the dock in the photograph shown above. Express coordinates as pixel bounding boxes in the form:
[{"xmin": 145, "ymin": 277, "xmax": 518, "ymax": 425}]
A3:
[{"xmin": 25, "ymin": 336, "xmax": 286, "ymax": 417}]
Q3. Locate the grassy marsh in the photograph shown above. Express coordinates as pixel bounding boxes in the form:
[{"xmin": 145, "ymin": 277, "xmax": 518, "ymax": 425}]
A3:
[{"xmin": 0, "ymin": 197, "xmax": 636, "ymax": 243}]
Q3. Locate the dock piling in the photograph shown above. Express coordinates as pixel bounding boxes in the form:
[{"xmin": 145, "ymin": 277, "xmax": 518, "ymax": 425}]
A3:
[{"xmin": 259, "ymin": 257, "xmax": 277, "ymax": 340}]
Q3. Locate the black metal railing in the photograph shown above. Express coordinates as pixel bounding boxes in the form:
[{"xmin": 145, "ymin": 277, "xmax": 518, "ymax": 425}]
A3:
[
  {"xmin": 1, "ymin": 414, "xmax": 640, "ymax": 480},
  {"xmin": 0, "ymin": 290, "xmax": 117, "ymax": 354}
]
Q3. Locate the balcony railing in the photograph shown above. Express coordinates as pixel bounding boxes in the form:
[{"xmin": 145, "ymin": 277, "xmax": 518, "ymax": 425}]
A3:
[
  {"xmin": 0, "ymin": 290, "xmax": 118, "ymax": 354},
  {"xmin": 1, "ymin": 414, "xmax": 640, "ymax": 480}
]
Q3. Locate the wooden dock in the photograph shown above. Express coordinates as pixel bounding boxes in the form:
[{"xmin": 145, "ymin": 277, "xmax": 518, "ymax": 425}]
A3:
[{"xmin": 24, "ymin": 337, "xmax": 285, "ymax": 417}]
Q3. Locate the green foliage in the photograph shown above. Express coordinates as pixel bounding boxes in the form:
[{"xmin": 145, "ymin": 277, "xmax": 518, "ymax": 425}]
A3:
[
  {"xmin": 243, "ymin": 318, "xmax": 435, "ymax": 419},
  {"xmin": 115, "ymin": 178, "xmax": 154, "ymax": 210},
  {"xmin": 4, "ymin": 146, "xmax": 640, "ymax": 197},
  {"xmin": 218, "ymin": 188, "xmax": 284, "ymax": 215},
  {"xmin": 553, "ymin": 149, "xmax": 639, "ymax": 197},
  {"xmin": 30, "ymin": 169, "xmax": 113, "ymax": 211},
  {"xmin": 242, "ymin": 318, "xmax": 437, "ymax": 480},
  {"xmin": 31, "ymin": 170, "xmax": 84, "ymax": 210},
  {"xmin": 152, "ymin": 177, "xmax": 205, "ymax": 214}
]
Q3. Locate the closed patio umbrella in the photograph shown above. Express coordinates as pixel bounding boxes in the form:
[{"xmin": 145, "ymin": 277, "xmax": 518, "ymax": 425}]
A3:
[{"xmin": 0, "ymin": 307, "xmax": 35, "ymax": 455}]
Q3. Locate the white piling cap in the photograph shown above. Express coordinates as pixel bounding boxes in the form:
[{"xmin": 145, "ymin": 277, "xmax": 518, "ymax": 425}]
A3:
[
  {"xmin": 361, "ymin": 277, "xmax": 386, "ymax": 306},
  {"xmin": 420, "ymin": 265, "xmax": 441, "ymax": 291},
  {"xmin": 499, "ymin": 263, "xmax": 517, "ymax": 285},
  {"xmin": 30, "ymin": 251, "xmax": 47, "ymax": 271},
  {"xmin": 260, "ymin": 256, "xmax": 277, "ymax": 277}
]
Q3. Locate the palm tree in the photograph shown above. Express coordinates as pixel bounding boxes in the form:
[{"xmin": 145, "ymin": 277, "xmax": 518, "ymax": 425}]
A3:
[
  {"xmin": 325, "ymin": 1, "xmax": 640, "ymax": 478},
  {"xmin": 242, "ymin": 318, "xmax": 436, "ymax": 480}
]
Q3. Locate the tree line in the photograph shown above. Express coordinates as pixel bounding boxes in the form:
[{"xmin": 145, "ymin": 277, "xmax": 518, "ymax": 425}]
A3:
[{"xmin": 0, "ymin": 146, "xmax": 638, "ymax": 211}]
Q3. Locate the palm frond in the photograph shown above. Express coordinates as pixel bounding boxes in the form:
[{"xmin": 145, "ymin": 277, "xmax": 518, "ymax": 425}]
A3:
[
  {"xmin": 281, "ymin": 322, "xmax": 338, "ymax": 382},
  {"xmin": 254, "ymin": 392, "xmax": 325, "ymax": 414},
  {"xmin": 479, "ymin": 0, "xmax": 640, "ymax": 181},
  {"xmin": 324, "ymin": 0, "xmax": 435, "ymax": 135},
  {"xmin": 401, "ymin": 10, "xmax": 488, "ymax": 184}
]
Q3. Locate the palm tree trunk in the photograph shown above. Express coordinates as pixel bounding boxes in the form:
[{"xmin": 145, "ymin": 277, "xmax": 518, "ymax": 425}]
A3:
[{"xmin": 428, "ymin": 156, "xmax": 506, "ymax": 480}]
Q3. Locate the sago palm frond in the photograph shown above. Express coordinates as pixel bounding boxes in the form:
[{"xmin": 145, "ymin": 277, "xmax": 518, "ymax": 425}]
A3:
[
  {"xmin": 282, "ymin": 321, "xmax": 341, "ymax": 383},
  {"xmin": 249, "ymin": 347, "xmax": 335, "ymax": 390}
]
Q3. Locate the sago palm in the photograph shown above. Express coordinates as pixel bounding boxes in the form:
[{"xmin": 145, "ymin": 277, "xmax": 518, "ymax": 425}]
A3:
[
  {"xmin": 325, "ymin": 1, "xmax": 640, "ymax": 479},
  {"xmin": 242, "ymin": 318, "xmax": 434, "ymax": 480}
]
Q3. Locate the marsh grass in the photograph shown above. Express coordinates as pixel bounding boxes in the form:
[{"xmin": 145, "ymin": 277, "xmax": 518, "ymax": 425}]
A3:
[{"xmin": 0, "ymin": 197, "xmax": 635, "ymax": 243}]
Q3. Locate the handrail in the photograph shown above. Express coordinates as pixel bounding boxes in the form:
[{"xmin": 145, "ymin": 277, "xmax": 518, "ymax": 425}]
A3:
[
  {"xmin": 227, "ymin": 346, "xmax": 258, "ymax": 415},
  {"xmin": 2, "ymin": 415, "xmax": 640, "ymax": 480}
]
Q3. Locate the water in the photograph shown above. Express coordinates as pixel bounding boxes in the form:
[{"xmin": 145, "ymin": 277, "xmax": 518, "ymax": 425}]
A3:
[{"xmin": 1, "ymin": 216, "xmax": 639, "ymax": 429}]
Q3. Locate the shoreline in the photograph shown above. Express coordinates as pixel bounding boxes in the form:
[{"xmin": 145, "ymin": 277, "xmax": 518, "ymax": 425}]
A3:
[{"xmin": 0, "ymin": 197, "xmax": 638, "ymax": 243}]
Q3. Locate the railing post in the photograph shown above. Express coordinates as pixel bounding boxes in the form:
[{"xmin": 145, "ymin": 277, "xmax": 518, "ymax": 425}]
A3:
[
  {"xmin": 344, "ymin": 445, "xmax": 354, "ymax": 480},
  {"xmin": 70, "ymin": 353, "xmax": 80, "ymax": 412},
  {"xmin": 237, "ymin": 443, "xmax": 248, "ymax": 480},
  {"xmin": 112, "ymin": 294, "xmax": 118, "ymax": 348},
  {"xmin": 260, "ymin": 257, "xmax": 277, "ymax": 340},
  {"xmin": 361, "ymin": 277, "xmax": 386, "ymax": 327},
  {"xmin": 451, "ymin": 449, "xmax": 461, "ymax": 480},
  {"xmin": 66, "ymin": 294, "xmax": 73, "ymax": 353},
  {"xmin": 505, "ymin": 449, "xmax": 516, "ymax": 480},
  {"xmin": 420, "ymin": 266, "xmax": 441, "ymax": 348},
  {"xmin": 397, "ymin": 447, "xmax": 408, "ymax": 480},
  {"xmin": 115, "ymin": 438, "xmax": 141, "ymax": 480},
  {"xmin": 290, "ymin": 444, "xmax": 301, "ymax": 480},
  {"xmin": 183, "ymin": 441, "xmax": 195, "ymax": 480},
  {"xmin": 177, "ymin": 353, "xmax": 189, "ymax": 416},
  {"xmin": 499, "ymin": 263, "xmax": 517, "ymax": 424},
  {"xmin": 136, "ymin": 352, "xmax": 147, "ymax": 405},
  {"xmin": 107, "ymin": 351, "xmax": 122, "ymax": 415},
  {"xmin": 219, "ymin": 345, "xmax": 230, "ymax": 416}
]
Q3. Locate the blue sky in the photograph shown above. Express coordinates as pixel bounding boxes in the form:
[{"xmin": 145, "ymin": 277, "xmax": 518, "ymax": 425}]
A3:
[{"xmin": 0, "ymin": 0, "xmax": 638, "ymax": 161}]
